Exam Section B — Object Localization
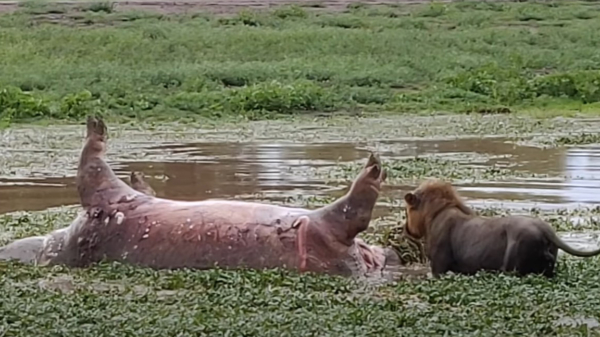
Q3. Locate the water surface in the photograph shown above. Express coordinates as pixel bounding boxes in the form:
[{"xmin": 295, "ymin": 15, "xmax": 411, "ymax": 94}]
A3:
[{"xmin": 3, "ymin": 136, "xmax": 600, "ymax": 214}]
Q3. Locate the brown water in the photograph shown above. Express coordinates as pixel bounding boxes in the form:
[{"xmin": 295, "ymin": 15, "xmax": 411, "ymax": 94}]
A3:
[{"xmin": 3, "ymin": 136, "xmax": 600, "ymax": 215}]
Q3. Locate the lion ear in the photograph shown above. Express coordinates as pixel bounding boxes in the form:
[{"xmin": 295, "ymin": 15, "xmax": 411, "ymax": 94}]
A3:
[{"xmin": 404, "ymin": 192, "xmax": 418, "ymax": 206}]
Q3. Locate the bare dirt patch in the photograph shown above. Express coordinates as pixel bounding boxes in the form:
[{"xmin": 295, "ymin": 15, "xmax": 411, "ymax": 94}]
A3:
[{"xmin": 0, "ymin": 0, "xmax": 503, "ymax": 15}]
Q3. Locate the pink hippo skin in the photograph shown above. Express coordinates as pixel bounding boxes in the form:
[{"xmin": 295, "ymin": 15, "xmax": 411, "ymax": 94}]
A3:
[{"xmin": 0, "ymin": 116, "xmax": 401, "ymax": 279}]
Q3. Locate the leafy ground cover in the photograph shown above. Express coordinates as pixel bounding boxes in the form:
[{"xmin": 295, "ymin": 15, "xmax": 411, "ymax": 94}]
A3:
[
  {"xmin": 1, "ymin": 207, "xmax": 600, "ymax": 336},
  {"xmin": 3, "ymin": 0, "xmax": 600, "ymax": 125}
]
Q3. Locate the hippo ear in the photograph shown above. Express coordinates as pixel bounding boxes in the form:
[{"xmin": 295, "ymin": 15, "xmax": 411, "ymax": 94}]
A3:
[
  {"xmin": 404, "ymin": 193, "xmax": 418, "ymax": 206},
  {"xmin": 130, "ymin": 171, "xmax": 139, "ymax": 184}
]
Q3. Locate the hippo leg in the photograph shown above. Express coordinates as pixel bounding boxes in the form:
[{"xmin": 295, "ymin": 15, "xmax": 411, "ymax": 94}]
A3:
[
  {"xmin": 0, "ymin": 236, "xmax": 46, "ymax": 264},
  {"xmin": 77, "ymin": 116, "xmax": 141, "ymax": 209},
  {"xmin": 291, "ymin": 153, "xmax": 388, "ymax": 276},
  {"xmin": 313, "ymin": 152, "xmax": 387, "ymax": 246}
]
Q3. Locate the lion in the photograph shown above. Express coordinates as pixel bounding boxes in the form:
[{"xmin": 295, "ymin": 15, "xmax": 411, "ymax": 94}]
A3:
[{"xmin": 402, "ymin": 179, "xmax": 600, "ymax": 278}]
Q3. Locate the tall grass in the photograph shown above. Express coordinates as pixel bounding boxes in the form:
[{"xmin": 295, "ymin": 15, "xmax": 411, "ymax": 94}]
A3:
[{"xmin": 2, "ymin": 1, "xmax": 600, "ymax": 123}]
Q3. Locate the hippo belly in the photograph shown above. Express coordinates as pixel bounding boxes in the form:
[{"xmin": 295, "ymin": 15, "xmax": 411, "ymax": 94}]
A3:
[{"xmin": 67, "ymin": 199, "xmax": 312, "ymax": 271}]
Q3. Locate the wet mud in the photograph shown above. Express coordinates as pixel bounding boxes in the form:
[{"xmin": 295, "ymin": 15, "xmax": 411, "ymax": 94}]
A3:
[{"xmin": 0, "ymin": 0, "xmax": 509, "ymax": 15}]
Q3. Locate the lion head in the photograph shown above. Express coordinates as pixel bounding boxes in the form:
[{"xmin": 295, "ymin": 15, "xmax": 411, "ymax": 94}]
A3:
[{"xmin": 403, "ymin": 179, "xmax": 474, "ymax": 240}]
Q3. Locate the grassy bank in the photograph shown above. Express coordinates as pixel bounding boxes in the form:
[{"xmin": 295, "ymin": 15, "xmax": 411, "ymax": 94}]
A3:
[{"xmin": 3, "ymin": 1, "xmax": 600, "ymax": 124}]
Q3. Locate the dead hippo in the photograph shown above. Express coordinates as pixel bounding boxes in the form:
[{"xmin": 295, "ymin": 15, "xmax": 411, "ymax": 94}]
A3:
[{"xmin": 0, "ymin": 116, "xmax": 401, "ymax": 279}]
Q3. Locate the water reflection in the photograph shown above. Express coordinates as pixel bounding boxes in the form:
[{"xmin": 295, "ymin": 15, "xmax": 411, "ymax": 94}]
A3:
[
  {"xmin": 562, "ymin": 147, "xmax": 600, "ymax": 204},
  {"xmin": 126, "ymin": 142, "xmax": 366, "ymax": 203},
  {"xmin": 2, "ymin": 138, "xmax": 600, "ymax": 214}
]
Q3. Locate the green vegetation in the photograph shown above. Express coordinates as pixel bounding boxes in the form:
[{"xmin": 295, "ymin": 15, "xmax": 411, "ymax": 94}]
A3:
[
  {"xmin": 3, "ymin": 2, "xmax": 600, "ymax": 334},
  {"xmin": 1, "ymin": 207, "xmax": 600, "ymax": 336},
  {"xmin": 308, "ymin": 156, "xmax": 558, "ymax": 183},
  {"xmin": 552, "ymin": 132, "xmax": 600, "ymax": 146},
  {"xmin": 3, "ymin": 1, "xmax": 600, "ymax": 124},
  {"xmin": 1, "ymin": 259, "xmax": 600, "ymax": 336}
]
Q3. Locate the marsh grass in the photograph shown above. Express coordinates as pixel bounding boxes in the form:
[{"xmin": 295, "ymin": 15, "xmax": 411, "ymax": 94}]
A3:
[
  {"xmin": 1, "ymin": 257, "xmax": 599, "ymax": 336},
  {"xmin": 3, "ymin": 1, "xmax": 600, "ymax": 123},
  {"xmin": 1, "ymin": 207, "xmax": 600, "ymax": 335},
  {"xmin": 552, "ymin": 133, "xmax": 600, "ymax": 146}
]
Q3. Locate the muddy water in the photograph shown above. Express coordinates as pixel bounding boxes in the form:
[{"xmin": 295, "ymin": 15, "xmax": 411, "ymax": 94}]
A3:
[
  {"xmin": 3, "ymin": 134, "xmax": 600, "ymax": 252},
  {"xmin": 3, "ymin": 137, "xmax": 600, "ymax": 214}
]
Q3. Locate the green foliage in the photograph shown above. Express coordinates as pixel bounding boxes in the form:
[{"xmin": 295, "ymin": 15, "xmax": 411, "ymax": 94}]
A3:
[
  {"xmin": 414, "ymin": 3, "xmax": 447, "ymax": 18},
  {"xmin": 3, "ymin": 1, "xmax": 600, "ymax": 123},
  {"xmin": 0, "ymin": 87, "xmax": 102, "ymax": 123},
  {"xmin": 1, "ymin": 257, "xmax": 598, "ymax": 336},
  {"xmin": 81, "ymin": 1, "xmax": 116, "ymax": 13},
  {"xmin": 532, "ymin": 71, "xmax": 600, "ymax": 104},
  {"xmin": 1, "ymin": 206, "xmax": 600, "ymax": 335},
  {"xmin": 445, "ymin": 63, "xmax": 534, "ymax": 105},
  {"xmin": 272, "ymin": 5, "xmax": 308, "ymax": 19},
  {"xmin": 59, "ymin": 90, "xmax": 98, "ymax": 119},
  {"xmin": 164, "ymin": 80, "xmax": 335, "ymax": 119},
  {"xmin": 224, "ymin": 80, "xmax": 334, "ymax": 117},
  {"xmin": 218, "ymin": 9, "xmax": 267, "ymax": 27},
  {"xmin": 445, "ymin": 64, "xmax": 600, "ymax": 108},
  {"xmin": 0, "ymin": 86, "xmax": 51, "ymax": 120}
]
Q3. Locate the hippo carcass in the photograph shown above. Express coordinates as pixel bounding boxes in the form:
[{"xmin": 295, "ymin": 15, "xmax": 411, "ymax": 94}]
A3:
[{"xmin": 0, "ymin": 116, "xmax": 401, "ymax": 279}]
